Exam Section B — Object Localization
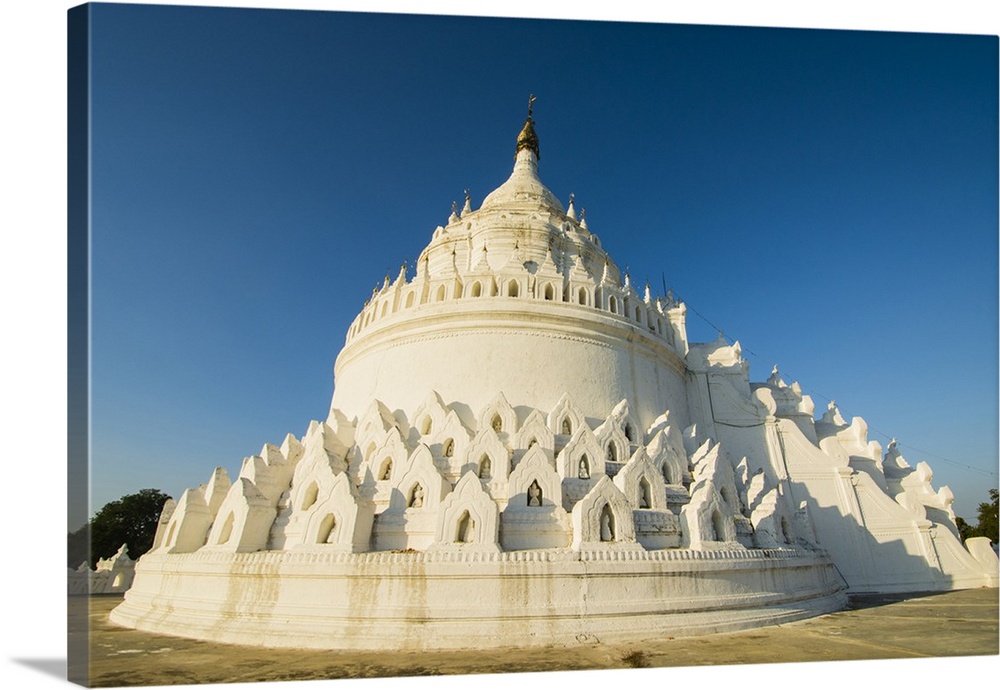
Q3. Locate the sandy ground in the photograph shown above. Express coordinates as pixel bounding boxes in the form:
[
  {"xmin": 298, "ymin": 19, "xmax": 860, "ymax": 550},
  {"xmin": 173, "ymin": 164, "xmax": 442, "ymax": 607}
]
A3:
[{"xmin": 71, "ymin": 588, "xmax": 998, "ymax": 687}]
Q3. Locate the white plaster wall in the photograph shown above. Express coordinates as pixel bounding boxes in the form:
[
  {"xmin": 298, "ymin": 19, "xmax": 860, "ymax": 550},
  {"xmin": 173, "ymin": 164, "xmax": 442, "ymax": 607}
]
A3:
[
  {"xmin": 332, "ymin": 299, "xmax": 689, "ymax": 434},
  {"xmin": 111, "ymin": 548, "xmax": 846, "ymax": 650}
]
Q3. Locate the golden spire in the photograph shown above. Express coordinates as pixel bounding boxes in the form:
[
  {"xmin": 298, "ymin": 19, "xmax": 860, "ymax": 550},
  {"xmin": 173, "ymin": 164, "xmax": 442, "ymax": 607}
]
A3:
[{"xmin": 515, "ymin": 94, "xmax": 540, "ymax": 160}]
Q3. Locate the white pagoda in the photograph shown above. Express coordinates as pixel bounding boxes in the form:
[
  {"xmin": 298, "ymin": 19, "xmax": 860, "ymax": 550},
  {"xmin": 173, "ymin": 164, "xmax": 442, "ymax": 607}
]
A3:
[{"xmin": 111, "ymin": 103, "xmax": 997, "ymax": 650}]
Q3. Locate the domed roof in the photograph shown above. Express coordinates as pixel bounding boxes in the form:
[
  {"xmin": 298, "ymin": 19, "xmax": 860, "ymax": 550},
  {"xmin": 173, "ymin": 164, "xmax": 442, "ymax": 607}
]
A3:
[{"xmin": 480, "ymin": 117, "xmax": 565, "ymax": 214}]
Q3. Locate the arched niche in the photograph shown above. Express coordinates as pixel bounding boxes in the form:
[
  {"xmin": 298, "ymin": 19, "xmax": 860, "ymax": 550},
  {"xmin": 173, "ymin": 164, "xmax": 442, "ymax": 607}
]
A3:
[
  {"xmin": 645, "ymin": 426, "xmax": 688, "ymax": 488},
  {"xmin": 387, "ymin": 444, "xmax": 451, "ymax": 512},
  {"xmin": 506, "ymin": 445, "xmax": 562, "ymax": 510},
  {"xmin": 477, "ymin": 391, "xmax": 517, "ymax": 438},
  {"xmin": 571, "ymin": 476, "xmax": 639, "ymax": 550},
  {"xmin": 160, "ymin": 488, "xmax": 213, "ymax": 554},
  {"xmin": 465, "ymin": 426, "xmax": 510, "ymax": 487},
  {"xmin": 204, "ymin": 478, "xmax": 275, "ymax": 553},
  {"xmin": 555, "ymin": 424, "xmax": 605, "ymax": 480},
  {"xmin": 430, "ymin": 472, "xmax": 500, "ymax": 552},
  {"xmin": 300, "ymin": 482, "xmax": 320, "ymax": 511},
  {"xmin": 298, "ymin": 473, "xmax": 374, "ymax": 553},
  {"xmin": 547, "ymin": 394, "xmax": 584, "ymax": 439},
  {"xmin": 681, "ymin": 482, "xmax": 737, "ymax": 548},
  {"xmin": 513, "ymin": 409, "xmax": 554, "ymax": 461},
  {"xmin": 613, "ymin": 447, "xmax": 668, "ymax": 511}
]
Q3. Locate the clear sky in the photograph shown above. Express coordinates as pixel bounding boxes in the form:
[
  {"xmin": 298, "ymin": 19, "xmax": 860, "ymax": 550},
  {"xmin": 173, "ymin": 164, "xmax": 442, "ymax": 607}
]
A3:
[{"xmin": 82, "ymin": 3, "xmax": 997, "ymax": 528}]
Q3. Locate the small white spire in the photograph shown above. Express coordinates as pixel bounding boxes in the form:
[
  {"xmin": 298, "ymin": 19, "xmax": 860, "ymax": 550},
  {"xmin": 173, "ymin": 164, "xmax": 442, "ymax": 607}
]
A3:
[
  {"xmin": 448, "ymin": 200, "xmax": 459, "ymax": 224},
  {"xmin": 767, "ymin": 365, "xmax": 786, "ymax": 388},
  {"xmin": 579, "ymin": 207, "xmax": 588, "ymax": 230},
  {"xmin": 566, "ymin": 193, "xmax": 577, "ymax": 221},
  {"xmin": 462, "ymin": 189, "xmax": 472, "ymax": 216}
]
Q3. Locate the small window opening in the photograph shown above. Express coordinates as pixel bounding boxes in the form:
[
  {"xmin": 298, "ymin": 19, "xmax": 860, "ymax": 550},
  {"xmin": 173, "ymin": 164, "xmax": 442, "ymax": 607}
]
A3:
[{"xmin": 527, "ymin": 480, "xmax": 543, "ymax": 507}]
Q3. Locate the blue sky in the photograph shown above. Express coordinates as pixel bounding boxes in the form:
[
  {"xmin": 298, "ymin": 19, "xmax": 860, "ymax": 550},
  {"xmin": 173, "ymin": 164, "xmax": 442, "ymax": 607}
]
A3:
[{"xmin": 83, "ymin": 3, "xmax": 997, "ymax": 528}]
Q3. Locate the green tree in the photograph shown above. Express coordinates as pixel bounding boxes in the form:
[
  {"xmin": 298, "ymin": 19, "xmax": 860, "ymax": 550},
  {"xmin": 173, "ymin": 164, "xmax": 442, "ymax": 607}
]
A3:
[
  {"xmin": 975, "ymin": 488, "xmax": 998, "ymax": 545},
  {"xmin": 67, "ymin": 489, "xmax": 171, "ymax": 568},
  {"xmin": 955, "ymin": 516, "xmax": 977, "ymax": 542}
]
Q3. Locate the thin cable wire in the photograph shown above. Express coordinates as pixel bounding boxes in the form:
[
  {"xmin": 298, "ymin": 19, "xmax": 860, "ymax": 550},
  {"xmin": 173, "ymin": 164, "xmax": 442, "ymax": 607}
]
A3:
[{"xmin": 671, "ymin": 289, "xmax": 997, "ymax": 479}]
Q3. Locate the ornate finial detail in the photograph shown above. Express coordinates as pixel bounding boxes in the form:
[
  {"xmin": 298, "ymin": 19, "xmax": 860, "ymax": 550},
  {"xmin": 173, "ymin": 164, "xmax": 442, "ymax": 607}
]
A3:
[
  {"xmin": 767, "ymin": 365, "xmax": 786, "ymax": 388},
  {"xmin": 449, "ymin": 200, "xmax": 459, "ymax": 223},
  {"xmin": 515, "ymin": 95, "xmax": 540, "ymax": 160},
  {"xmin": 821, "ymin": 399, "xmax": 846, "ymax": 427},
  {"xmin": 462, "ymin": 189, "xmax": 472, "ymax": 215},
  {"xmin": 580, "ymin": 207, "xmax": 588, "ymax": 230},
  {"xmin": 566, "ymin": 193, "xmax": 577, "ymax": 220}
]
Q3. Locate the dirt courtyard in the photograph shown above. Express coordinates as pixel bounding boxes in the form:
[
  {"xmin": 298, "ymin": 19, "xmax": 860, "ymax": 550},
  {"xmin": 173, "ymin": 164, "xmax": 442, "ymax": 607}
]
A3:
[{"xmin": 71, "ymin": 588, "xmax": 998, "ymax": 687}]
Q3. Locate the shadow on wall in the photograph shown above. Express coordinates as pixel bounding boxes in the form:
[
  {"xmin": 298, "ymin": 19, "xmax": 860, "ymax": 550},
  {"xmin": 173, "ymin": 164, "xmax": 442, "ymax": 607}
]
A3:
[{"xmin": 801, "ymin": 491, "xmax": 955, "ymax": 593}]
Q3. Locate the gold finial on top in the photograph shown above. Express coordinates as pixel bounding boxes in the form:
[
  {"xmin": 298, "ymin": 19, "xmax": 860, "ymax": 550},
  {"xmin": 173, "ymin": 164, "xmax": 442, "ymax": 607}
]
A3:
[{"xmin": 515, "ymin": 94, "xmax": 540, "ymax": 160}]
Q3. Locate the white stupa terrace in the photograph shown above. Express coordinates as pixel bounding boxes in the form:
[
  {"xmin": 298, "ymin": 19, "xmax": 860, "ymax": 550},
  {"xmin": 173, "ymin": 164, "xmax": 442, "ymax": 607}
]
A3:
[{"xmin": 110, "ymin": 104, "xmax": 997, "ymax": 651}]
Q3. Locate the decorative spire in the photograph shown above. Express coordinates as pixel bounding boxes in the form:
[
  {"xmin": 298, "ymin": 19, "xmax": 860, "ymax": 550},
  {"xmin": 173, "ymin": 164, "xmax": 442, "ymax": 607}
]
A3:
[
  {"xmin": 462, "ymin": 189, "xmax": 472, "ymax": 215},
  {"xmin": 515, "ymin": 94, "xmax": 540, "ymax": 160},
  {"xmin": 579, "ymin": 207, "xmax": 588, "ymax": 230},
  {"xmin": 566, "ymin": 193, "xmax": 577, "ymax": 220},
  {"xmin": 767, "ymin": 365, "xmax": 786, "ymax": 388},
  {"xmin": 449, "ymin": 200, "xmax": 459, "ymax": 224}
]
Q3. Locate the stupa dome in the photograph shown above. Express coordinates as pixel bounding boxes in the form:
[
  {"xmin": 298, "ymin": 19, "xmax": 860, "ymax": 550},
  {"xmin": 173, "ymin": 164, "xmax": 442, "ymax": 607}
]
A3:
[
  {"xmin": 110, "ymin": 104, "xmax": 998, "ymax": 653},
  {"xmin": 479, "ymin": 117, "xmax": 564, "ymax": 213},
  {"xmin": 329, "ymin": 108, "xmax": 678, "ymax": 427}
]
